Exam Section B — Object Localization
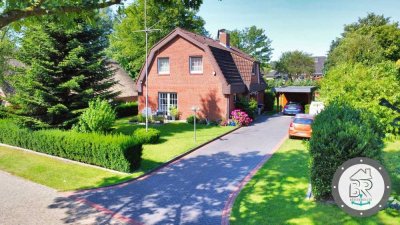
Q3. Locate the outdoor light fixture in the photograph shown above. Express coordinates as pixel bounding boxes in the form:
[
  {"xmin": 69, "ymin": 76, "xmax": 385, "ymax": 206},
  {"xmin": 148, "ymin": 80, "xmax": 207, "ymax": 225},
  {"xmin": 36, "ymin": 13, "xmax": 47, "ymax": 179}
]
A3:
[{"xmin": 191, "ymin": 106, "xmax": 199, "ymax": 142}]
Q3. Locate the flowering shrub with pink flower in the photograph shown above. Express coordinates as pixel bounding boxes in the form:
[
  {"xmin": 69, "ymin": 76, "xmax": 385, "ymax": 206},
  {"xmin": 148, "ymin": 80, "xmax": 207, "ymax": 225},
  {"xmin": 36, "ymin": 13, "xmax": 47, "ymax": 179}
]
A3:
[{"xmin": 231, "ymin": 109, "xmax": 253, "ymax": 126}]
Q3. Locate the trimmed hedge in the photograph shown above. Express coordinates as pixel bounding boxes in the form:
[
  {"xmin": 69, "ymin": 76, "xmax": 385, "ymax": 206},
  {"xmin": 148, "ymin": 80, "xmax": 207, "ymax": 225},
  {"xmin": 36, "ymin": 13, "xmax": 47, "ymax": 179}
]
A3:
[
  {"xmin": 0, "ymin": 119, "xmax": 142, "ymax": 172},
  {"xmin": 134, "ymin": 128, "xmax": 161, "ymax": 144},
  {"xmin": 115, "ymin": 102, "xmax": 138, "ymax": 118},
  {"xmin": 309, "ymin": 101, "xmax": 384, "ymax": 200}
]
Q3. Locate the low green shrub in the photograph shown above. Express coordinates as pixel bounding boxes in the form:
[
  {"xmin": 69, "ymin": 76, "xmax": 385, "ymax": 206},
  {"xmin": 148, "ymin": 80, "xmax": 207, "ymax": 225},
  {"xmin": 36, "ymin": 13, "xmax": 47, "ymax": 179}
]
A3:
[
  {"xmin": 0, "ymin": 119, "xmax": 142, "ymax": 172},
  {"xmin": 305, "ymin": 104, "xmax": 310, "ymax": 114},
  {"xmin": 115, "ymin": 102, "xmax": 138, "ymax": 118},
  {"xmin": 186, "ymin": 115, "xmax": 200, "ymax": 124},
  {"xmin": 235, "ymin": 97, "xmax": 257, "ymax": 118},
  {"xmin": 137, "ymin": 114, "xmax": 146, "ymax": 123},
  {"xmin": 73, "ymin": 98, "xmax": 116, "ymax": 134},
  {"xmin": 169, "ymin": 106, "xmax": 180, "ymax": 120},
  {"xmin": 152, "ymin": 115, "xmax": 164, "ymax": 123},
  {"xmin": 133, "ymin": 128, "xmax": 161, "ymax": 144},
  {"xmin": 309, "ymin": 100, "xmax": 384, "ymax": 200},
  {"xmin": 129, "ymin": 115, "xmax": 138, "ymax": 123}
]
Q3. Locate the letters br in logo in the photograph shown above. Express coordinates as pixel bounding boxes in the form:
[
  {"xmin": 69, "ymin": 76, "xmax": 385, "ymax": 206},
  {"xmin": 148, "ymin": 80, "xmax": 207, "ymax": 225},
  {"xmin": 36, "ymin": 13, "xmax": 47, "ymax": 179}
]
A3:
[{"xmin": 332, "ymin": 157, "xmax": 391, "ymax": 217}]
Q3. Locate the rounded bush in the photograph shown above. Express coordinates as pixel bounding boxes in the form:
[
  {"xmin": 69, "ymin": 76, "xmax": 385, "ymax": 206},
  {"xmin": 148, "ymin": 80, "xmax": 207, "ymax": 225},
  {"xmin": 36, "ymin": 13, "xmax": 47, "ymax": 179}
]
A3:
[
  {"xmin": 309, "ymin": 100, "xmax": 384, "ymax": 200},
  {"xmin": 133, "ymin": 128, "xmax": 161, "ymax": 144},
  {"xmin": 186, "ymin": 115, "xmax": 200, "ymax": 124},
  {"xmin": 73, "ymin": 98, "xmax": 116, "ymax": 134}
]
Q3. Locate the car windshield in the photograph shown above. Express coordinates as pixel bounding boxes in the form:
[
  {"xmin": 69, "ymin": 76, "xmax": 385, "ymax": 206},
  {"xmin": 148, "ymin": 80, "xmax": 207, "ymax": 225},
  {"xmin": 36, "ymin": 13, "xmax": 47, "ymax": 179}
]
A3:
[{"xmin": 293, "ymin": 118, "xmax": 313, "ymax": 125}]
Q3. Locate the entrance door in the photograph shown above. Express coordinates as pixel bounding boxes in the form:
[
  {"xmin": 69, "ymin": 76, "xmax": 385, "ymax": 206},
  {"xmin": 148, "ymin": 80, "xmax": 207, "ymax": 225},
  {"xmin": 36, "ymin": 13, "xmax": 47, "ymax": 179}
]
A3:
[{"xmin": 158, "ymin": 92, "xmax": 177, "ymax": 115}]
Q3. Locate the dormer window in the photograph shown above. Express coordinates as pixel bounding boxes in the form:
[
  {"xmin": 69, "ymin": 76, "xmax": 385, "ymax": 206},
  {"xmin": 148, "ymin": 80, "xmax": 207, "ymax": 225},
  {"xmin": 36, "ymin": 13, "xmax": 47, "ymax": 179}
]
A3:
[
  {"xmin": 158, "ymin": 57, "xmax": 170, "ymax": 75},
  {"xmin": 190, "ymin": 56, "xmax": 203, "ymax": 74}
]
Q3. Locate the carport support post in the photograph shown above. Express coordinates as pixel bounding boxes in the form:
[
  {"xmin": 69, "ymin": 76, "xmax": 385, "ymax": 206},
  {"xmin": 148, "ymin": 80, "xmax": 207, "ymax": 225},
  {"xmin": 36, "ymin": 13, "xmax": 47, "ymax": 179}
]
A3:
[{"xmin": 276, "ymin": 93, "xmax": 280, "ymax": 113}]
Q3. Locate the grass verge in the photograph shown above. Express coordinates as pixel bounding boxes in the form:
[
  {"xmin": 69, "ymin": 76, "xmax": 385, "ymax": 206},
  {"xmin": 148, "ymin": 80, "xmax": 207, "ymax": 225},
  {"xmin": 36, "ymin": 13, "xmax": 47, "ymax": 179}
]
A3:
[
  {"xmin": 230, "ymin": 139, "xmax": 400, "ymax": 225},
  {"xmin": 0, "ymin": 146, "xmax": 132, "ymax": 191}
]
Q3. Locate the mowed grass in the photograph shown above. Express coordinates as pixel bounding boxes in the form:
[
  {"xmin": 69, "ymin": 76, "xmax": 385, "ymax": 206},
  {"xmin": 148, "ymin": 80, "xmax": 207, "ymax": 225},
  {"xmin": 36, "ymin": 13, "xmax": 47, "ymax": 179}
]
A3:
[
  {"xmin": 0, "ymin": 146, "xmax": 132, "ymax": 191},
  {"xmin": 230, "ymin": 139, "xmax": 400, "ymax": 225},
  {"xmin": 0, "ymin": 117, "xmax": 234, "ymax": 191},
  {"xmin": 113, "ymin": 117, "xmax": 235, "ymax": 178}
]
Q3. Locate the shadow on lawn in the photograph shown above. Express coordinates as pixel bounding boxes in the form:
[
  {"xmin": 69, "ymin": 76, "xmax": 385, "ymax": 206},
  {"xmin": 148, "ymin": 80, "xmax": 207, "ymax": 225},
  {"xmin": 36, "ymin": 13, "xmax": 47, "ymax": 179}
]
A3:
[{"xmin": 230, "ymin": 144, "xmax": 397, "ymax": 225}]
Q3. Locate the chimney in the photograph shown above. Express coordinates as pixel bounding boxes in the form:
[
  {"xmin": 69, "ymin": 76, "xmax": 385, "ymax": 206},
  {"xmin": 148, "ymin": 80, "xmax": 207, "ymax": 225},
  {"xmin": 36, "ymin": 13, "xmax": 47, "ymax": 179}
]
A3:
[{"xmin": 218, "ymin": 29, "xmax": 230, "ymax": 48}]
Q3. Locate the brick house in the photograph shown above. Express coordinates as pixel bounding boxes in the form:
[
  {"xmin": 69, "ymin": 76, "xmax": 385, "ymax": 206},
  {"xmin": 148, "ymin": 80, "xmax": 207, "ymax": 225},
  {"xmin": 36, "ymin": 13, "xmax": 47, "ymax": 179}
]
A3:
[{"xmin": 136, "ymin": 28, "xmax": 266, "ymax": 121}]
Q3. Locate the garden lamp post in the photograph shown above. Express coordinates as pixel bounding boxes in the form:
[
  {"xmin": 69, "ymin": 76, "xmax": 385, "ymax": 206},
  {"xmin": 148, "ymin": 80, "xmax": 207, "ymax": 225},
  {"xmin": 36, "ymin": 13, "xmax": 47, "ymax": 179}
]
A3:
[{"xmin": 191, "ymin": 106, "xmax": 199, "ymax": 142}]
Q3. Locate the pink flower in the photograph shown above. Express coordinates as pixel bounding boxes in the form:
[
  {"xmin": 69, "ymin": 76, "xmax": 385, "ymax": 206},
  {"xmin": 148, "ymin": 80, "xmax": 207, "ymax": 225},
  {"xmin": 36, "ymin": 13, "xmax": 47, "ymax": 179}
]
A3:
[{"xmin": 231, "ymin": 109, "xmax": 252, "ymax": 126}]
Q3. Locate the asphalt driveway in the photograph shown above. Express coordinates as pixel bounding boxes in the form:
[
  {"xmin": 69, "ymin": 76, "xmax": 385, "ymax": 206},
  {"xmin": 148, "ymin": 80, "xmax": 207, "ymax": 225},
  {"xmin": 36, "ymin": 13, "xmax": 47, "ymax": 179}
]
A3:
[
  {"xmin": 0, "ymin": 170, "xmax": 125, "ymax": 225},
  {"xmin": 62, "ymin": 115, "xmax": 292, "ymax": 225}
]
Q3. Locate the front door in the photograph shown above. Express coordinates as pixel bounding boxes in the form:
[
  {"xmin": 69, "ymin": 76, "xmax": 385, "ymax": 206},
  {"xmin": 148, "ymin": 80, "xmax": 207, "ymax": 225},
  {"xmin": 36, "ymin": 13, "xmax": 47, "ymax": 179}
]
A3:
[{"xmin": 158, "ymin": 92, "xmax": 177, "ymax": 115}]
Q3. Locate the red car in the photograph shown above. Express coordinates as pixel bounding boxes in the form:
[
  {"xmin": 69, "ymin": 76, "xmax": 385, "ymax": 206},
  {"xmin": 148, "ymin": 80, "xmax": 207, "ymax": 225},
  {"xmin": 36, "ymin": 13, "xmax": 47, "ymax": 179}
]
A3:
[{"xmin": 288, "ymin": 114, "xmax": 314, "ymax": 139}]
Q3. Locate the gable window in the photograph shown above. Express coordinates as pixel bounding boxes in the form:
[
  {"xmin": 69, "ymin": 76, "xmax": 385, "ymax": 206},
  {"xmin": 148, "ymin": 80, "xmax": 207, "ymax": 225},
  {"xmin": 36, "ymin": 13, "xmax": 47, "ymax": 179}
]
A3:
[
  {"xmin": 158, "ymin": 92, "xmax": 177, "ymax": 115},
  {"xmin": 158, "ymin": 57, "xmax": 170, "ymax": 74},
  {"xmin": 190, "ymin": 56, "xmax": 203, "ymax": 74}
]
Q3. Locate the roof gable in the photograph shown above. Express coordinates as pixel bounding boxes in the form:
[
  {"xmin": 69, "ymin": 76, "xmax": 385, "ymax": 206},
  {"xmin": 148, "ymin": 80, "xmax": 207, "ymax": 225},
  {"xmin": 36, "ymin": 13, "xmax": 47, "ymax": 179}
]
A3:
[{"xmin": 137, "ymin": 27, "xmax": 265, "ymax": 94}]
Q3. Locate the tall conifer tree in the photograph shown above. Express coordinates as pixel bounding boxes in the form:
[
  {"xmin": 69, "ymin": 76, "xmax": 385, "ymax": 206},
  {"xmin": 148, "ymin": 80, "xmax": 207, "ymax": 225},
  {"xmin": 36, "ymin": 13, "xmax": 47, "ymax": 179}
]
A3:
[{"xmin": 9, "ymin": 16, "xmax": 117, "ymax": 128}]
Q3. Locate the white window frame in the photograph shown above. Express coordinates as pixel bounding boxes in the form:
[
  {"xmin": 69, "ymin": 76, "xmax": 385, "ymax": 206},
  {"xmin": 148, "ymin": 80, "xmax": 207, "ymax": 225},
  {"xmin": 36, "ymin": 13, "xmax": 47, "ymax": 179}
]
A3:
[
  {"xmin": 189, "ymin": 56, "xmax": 203, "ymax": 74},
  {"xmin": 158, "ymin": 92, "xmax": 177, "ymax": 115},
  {"xmin": 157, "ymin": 57, "xmax": 170, "ymax": 75}
]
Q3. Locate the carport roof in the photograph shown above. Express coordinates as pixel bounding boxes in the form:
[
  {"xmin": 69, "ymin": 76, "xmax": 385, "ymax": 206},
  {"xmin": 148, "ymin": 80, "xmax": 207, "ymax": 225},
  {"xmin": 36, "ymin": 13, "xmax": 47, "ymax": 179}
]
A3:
[{"xmin": 273, "ymin": 86, "xmax": 316, "ymax": 93}]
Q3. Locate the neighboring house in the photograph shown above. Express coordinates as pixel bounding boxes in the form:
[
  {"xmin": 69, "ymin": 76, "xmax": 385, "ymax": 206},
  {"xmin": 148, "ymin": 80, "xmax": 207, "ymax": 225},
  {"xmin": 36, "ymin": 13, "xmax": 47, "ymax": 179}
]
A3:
[
  {"xmin": 0, "ymin": 59, "xmax": 136, "ymax": 105},
  {"xmin": 265, "ymin": 56, "xmax": 327, "ymax": 80},
  {"xmin": 313, "ymin": 56, "xmax": 326, "ymax": 78},
  {"xmin": 0, "ymin": 59, "xmax": 22, "ymax": 106},
  {"xmin": 108, "ymin": 61, "xmax": 138, "ymax": 102},
  {"xmin": 136, "ymin": 28, "xmax": 266, "ymax": 121}
]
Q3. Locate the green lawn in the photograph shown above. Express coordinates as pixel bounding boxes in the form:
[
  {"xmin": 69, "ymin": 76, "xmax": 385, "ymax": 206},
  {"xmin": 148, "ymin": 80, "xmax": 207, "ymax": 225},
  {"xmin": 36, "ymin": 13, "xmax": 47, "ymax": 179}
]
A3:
[
  {"xmin": 0, "ymin": 146, "xmax": 132, "ymax": 191},
  {"xmin": 230, "ymin": 139, "xmax": 400, "ymax": 225},
  {"xmin": 0, "ymin": 117, "xmax": 234, "ymax": 191},
  {"xmin": 113, "ymin": 117, "xmax": 235, "ymax": 178}
]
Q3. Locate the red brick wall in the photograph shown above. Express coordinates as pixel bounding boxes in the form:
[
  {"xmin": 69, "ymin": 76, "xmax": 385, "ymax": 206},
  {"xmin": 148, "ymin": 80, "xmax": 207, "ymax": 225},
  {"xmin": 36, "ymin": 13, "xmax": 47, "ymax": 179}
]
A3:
[{"xmin": 138, "ymin": 36, "xmax": 228, "ymax": 121}]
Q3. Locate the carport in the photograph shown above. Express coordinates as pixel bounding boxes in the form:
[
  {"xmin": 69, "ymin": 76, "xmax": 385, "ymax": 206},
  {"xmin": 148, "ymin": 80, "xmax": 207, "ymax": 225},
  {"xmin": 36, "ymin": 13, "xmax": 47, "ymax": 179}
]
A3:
[{"xmin": 272, "ymin": 86, "xmax": 316, "ymax": 111}]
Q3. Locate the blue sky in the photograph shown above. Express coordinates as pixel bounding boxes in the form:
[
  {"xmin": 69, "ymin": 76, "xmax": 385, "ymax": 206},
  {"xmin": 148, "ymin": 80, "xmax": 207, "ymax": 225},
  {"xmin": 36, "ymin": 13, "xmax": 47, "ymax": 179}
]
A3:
[{"xmin": 198, "ymin": 0, "xmax": 400, "ymax": 60}]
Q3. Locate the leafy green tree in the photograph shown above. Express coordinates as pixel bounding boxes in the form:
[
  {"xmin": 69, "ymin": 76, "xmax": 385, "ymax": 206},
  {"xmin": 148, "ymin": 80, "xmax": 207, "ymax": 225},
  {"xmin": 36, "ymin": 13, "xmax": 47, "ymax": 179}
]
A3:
[
  {"xmin": 0, "ymin": 0, "xmax": 124, "ymax": 29},
  {"xmin": 230, "ymin": 26, "xmax": 273, "ymax": 68},
  {"xmin": 8, "ymin": 16, "xmax": 117, "ymax": 129},
  {"xmin": 73, "ymin": 98, "xmax": 116, "ymax": 133},
  {"xmin": 326, "ymin": 32, "xmax": 385, "ymax": 68},
  {"xmin": 320, "ymin": 62, "xmax": 400, "ymax": 135},
  {"xmin": 275, "ymin": 50, "xmax": 314, "ymax": 81},
  {"xmin": 328, "ymin": 13, "xmax": 400, "ymax": 65},
  {"xmin": 0, "ymin": 29, "xmax": 15, "ymax": 88},
  {"xmin": 108, "ymin": 0, "xmax": 207, "ymax": 78},
  {"xmin": 0, "ymin": 0, "xmax": 205, "ymax": 29}
]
